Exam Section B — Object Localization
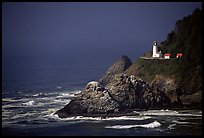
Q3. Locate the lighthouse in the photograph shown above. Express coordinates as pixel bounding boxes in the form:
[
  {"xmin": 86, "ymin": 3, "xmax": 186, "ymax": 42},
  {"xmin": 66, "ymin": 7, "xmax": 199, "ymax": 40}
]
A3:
[{"xmin": 152, "ymin": 41, "xmax": 162, "ymax": 58}]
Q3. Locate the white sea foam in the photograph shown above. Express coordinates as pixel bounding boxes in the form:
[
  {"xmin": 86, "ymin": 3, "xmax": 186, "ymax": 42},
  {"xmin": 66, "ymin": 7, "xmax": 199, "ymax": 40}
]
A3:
[
  {"xmin": 2, "ymin": 110, "xmax": 14, "ymax": 118},
  {"xmin": 135, "ymin": 109, "xmax": 179, "ymax": 116},
  {"xmin": 41, "ymin": 108, "xmax": 58, "ymax": 115},
  {"xmin": 2, "ymin": 98, "xmax": 26, "ymax": 103},
  {"xmin": 59, "ymin": 93, "xmax": 75, "ymax": 97},
  {"xmin": 2, "ymin": 104, "xmax": 25, "ymax": 109},
  {"xmin": 10, "ymin": 112, "xmax": 37, "ymax": 120},
  {"xmin": 135, "ymin": 109, "xmax": 202, "ymax": 117},
  {"xmin": 176, "ymin": 113, "xmax": 202, "ymax": 117},
  {"xmin": 172, "ymin": 120, "xmax": 197, "ymax": 125},
  {"xmin": 56, "ymin": 90, "xmax": 81, "ymax": 98},
  {"xmin": 105, "ymin": 121, "xmax": 161, "ymax": 129},
  {"xmin": 44, "ymin": 112, "xmax": 60, "ymax": 120},
  {"xmin": 46, "ymin": 114, "xmax": 152, "ymax": 122},
  {"xmin": 167, "ymin": 124, "xmax": 176, "ymax": 130},
  {"xmin": 101, "ymin": 116, "xmax": 152, "ymax": 121},
  {"xmin": 22, "ymin": 100, "xmax": 35, "ymax": 106},
  {"xmin": 53, "ymin": 99, "xmax": 71, "ymax": 105},
  {"xmin": 33, "ymin": 93, "xmax": 43, "ymax": 97}
]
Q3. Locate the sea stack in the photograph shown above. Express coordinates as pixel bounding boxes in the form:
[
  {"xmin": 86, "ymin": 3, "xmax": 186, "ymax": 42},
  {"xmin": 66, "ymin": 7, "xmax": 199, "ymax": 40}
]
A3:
[{"xmin": 99, "ymin": 55, "xmax": 132, "ymax": 86}]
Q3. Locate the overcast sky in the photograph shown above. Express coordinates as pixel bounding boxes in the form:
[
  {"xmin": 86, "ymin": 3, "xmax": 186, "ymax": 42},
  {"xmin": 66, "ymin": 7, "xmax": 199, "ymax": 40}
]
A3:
[{"xmin": 2, "ymin": 2, "xmax": 202, "ymax": 60}]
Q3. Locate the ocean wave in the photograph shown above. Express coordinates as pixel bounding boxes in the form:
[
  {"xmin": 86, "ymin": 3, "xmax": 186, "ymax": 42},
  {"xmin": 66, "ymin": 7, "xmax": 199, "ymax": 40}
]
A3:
[
  {"xmin": 31, "ymin": 90, "xmax": 81, "ymax": 99},
  {"xmin": 56, "ymin": 90, "xmax": 81, "ymax": 98},
  {"xmin": 135, "ymin": 109, "xmax": 178, "ymax": 116},
  {"xmin": 2, "ymin": 98, "xmax": 26, "ymax": 103},
  {"xmin": 135, "ymin": 109, "xmax": 202, "ymax": 117},
  {"xmin": 53, "ymin": 99, "xmax": 71, "ymax": 104},
  {"xmin": 10, "ymin": 112, "xmax": 37, "ymax": 120},
  {"xmin": 3, "ymin": 96, "xmax": 71, "ymax": 109},
  {"xmin": 167, "ymin": 124, "xmax": 176, "ymax": 130},
  {"xmin": 171, "ymin": 120, "xmax": 197, "ymax": 125},
  {"xmin": 105, "ymin": 121, "xmax": 161, "ymax": 129},
  {"xmin": 2, "ymin": 104, "xmax": 25, "ymax": 109},
  {"xmin": 32, "ymin": 92, "xmax": 58, "ymax": 97},
  {"xmin": 2, "ymin": 110, "xmax": 14, "ymax": 118},
  {"xmin": 41, "ymin": 108, "xmax": 59, "ymax": 115},
  {"xmin": 33, "ymin": 93, "xmax": 43, "ymax": 97},
  {"xmin": 46, "ymin": 114, "xmax": 152, "ymax": 122},
  {"xmin": 102, "ymin": 116, "xmax": 152, "ymax": 121}
]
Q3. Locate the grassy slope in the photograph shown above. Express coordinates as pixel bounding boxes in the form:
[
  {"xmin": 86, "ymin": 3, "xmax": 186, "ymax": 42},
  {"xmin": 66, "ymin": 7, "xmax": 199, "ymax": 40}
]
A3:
[{"xmin": 126, "ymin": 58, "xmax": 180, "ymax": 83}]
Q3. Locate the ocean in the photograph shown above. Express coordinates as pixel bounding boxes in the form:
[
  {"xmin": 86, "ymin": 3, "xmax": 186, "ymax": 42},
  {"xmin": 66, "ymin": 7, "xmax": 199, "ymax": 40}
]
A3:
[{"xmin": 2, "ymin": 55, "xmax": 202, "ymax": 136}]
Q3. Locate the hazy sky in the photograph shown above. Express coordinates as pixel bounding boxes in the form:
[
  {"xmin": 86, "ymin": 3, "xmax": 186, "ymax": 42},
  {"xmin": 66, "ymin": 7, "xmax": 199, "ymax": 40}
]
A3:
[{"xmin": 2, "ymin": 2, "xmax": 202, "ymax": 60}]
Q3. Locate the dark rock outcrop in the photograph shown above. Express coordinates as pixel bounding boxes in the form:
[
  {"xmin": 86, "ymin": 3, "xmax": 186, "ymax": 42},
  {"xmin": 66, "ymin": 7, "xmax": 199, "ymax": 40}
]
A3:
[
  {"xmin": 54, "ymin": 74, "xmax": 151, "ymax": 118},
  {"xmin": 150, "ymin": 75, "xmax": 178, "ymax": 108},
  {"xmin": 99, "ymin": 55, "xmax": 132, "ymax": 86},
  {"xmin": 54, "ymin": 81, "xmax": 120, "ymax": 118}
]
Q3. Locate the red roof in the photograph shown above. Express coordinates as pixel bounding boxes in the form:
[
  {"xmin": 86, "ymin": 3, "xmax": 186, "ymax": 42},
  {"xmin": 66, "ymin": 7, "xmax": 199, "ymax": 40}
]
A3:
[
  {"xmin": 164, "ymin": 53, "xmax": 170, "ymax": 56},
  {"xmin": 177, "ymin": 53, "xmax": 182, "ymax": 56}
]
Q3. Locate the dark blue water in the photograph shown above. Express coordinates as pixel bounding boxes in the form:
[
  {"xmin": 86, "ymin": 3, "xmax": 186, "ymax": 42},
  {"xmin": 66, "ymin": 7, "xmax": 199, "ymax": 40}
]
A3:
[
  {"xmin": 2, "ymin": 54, "xmax": 115, "ymax": 93},
  {"xmin": 2, "ymin": 54, "xmax": 202, "ymax": 136}
]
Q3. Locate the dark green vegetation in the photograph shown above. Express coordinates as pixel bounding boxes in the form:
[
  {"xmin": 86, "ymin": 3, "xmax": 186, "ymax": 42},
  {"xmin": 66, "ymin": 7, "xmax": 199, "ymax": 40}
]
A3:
[
  {"xmin": 127, "ymin": 8, "xmax": 202, "ymax": 96},
  {"xmin": 126, "ymin": 58, "xmax": 180, "ymax": 83}
]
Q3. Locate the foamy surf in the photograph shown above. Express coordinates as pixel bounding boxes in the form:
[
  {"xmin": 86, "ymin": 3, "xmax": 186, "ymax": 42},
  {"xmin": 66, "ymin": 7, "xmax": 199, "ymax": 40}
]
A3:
[
  {"xmin": 134, "ymin": 109, "xmax": 178, "ymax": 116},
  {"xmin": 167, "ymin": 124, "xmax": 176, "ymax": 130},
  {"xmin": 56, "ymin": 90, "xmax": 81, "ymax": 98},
  {"xmin": 33, "ymin": 93, "xmax": 43, "ymax": 97},
  {"xmin": 22, "ymin": 100, "xmax": 35, "ymax": 106},
  {"xmin": 46, "ymin": 114, "xmax": 152, "ymax": 122},
  {"xmin": 105, "ymin": 121, "xmax": 161, "ymax": 129},
  {"xmin": 2, "ymin": 98, "xmax": 27, "ymax": 103},
  {"xmin": 171, "ymin": 120, "xmax": 197, "ymax": 125},
  {"xmin": 137, "ymin": 110, "xmax": 202, "ymax": 117}
]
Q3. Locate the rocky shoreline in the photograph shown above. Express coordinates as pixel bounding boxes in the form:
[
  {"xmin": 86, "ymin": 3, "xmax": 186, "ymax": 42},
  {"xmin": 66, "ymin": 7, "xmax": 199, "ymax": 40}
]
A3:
[{"xmin": 54, "ymin": 56, "xmax": 202, "ymax": 118}]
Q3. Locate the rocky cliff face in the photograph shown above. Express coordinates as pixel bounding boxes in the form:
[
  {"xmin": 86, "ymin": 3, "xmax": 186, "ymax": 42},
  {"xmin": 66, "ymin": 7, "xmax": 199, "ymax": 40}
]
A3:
[
  {"xmin": 105, "ymin": 74, "xmax": 149, "ymax": 111},
  {"xmin": 55, "ymin": 73, "xmax": 150, "ymax": 118}
]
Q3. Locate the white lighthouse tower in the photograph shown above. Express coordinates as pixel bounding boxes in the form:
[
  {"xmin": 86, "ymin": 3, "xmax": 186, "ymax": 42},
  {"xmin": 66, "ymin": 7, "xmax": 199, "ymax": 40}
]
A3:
[{"xmin": 152, "ymin": 41, "xmax": 162, "ymax": 58}]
